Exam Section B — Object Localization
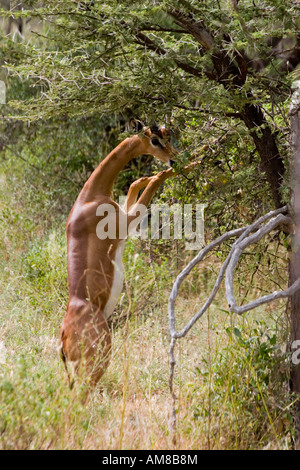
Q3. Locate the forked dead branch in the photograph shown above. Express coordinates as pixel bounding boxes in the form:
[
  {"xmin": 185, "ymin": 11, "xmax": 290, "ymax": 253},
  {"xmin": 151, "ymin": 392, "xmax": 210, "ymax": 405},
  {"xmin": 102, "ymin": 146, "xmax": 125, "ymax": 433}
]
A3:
[
  {"xmin": 167, "ymin": 205, "xmax": 300, "ymax": 440},
  {"xmin": 59, "ymin": 119, "xmax": 209, "ymax": 392}
]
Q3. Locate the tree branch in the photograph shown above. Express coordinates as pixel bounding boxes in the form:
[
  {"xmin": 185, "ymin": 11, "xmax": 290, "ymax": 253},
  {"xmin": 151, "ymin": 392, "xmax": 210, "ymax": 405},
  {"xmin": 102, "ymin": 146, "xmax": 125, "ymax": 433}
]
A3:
[{"xmin": 140, "ymin": 27, "xmax": 188, "ymax": 34}]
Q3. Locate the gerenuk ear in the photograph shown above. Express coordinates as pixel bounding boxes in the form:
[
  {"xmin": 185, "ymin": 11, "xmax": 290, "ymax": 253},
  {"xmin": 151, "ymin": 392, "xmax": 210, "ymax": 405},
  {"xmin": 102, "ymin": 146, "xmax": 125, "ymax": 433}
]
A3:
[{"xmin": 129, "ymin": 118, "xmax": 145, "ymax": 133}]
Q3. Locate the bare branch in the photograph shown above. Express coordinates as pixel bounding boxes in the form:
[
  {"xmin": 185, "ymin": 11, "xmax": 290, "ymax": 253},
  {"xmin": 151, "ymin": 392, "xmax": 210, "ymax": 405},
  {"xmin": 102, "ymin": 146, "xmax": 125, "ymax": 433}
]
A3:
[{"xmin": 225, "ymin": 213, "xmax": 293, "ymax": 313}]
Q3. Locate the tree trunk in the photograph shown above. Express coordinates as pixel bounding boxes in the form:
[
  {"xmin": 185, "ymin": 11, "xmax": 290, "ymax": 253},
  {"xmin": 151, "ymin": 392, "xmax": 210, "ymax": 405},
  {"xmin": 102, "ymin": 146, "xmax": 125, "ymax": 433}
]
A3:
[
  {"xmin": 289, "ymin": 80, "xmax": 300, "ymax": 449},
  {"xmin": 241, "ymin": 101, "xmax": 285, "ymax": 209}
]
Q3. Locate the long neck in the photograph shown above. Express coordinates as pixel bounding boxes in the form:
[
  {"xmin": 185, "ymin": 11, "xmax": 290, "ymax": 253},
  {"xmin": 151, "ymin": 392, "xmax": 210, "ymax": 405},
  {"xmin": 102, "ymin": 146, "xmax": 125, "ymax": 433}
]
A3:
[{"xmin": 82, "ymin": 135, "xmax": 143, "ymax": 199}]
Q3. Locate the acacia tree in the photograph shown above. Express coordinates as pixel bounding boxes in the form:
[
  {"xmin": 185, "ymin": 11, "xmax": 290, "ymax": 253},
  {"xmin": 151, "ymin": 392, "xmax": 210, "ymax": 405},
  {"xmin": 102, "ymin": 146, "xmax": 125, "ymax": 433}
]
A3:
[
  {"xmin": 2, "ymin": 0, "xmax": 300, "ymax": 445},
  {"xmin": 7, "ymin": 0, "xmax": 298, "ymax": 205}
]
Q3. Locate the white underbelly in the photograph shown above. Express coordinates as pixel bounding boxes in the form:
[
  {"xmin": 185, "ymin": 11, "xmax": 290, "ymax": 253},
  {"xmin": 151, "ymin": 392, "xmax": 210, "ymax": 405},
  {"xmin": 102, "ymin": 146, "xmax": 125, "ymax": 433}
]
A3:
[{"xmin": 104, "ymin": 241, "xmax": 126, "ymax": 320}]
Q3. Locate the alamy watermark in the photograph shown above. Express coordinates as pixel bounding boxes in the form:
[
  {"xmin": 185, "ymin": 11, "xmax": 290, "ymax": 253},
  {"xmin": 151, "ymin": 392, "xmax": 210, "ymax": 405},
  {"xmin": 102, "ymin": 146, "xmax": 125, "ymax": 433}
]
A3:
[
  {"xmin": 292, "ymin": 340, "xmax": 300, "ymax": 365},
  {"xmin": 96, "ymin": 199, "xmax": 206, "ymax": 250},
  {"xmin": 0, "ymin": 81, "xmax": 6, "ymax": 104}
]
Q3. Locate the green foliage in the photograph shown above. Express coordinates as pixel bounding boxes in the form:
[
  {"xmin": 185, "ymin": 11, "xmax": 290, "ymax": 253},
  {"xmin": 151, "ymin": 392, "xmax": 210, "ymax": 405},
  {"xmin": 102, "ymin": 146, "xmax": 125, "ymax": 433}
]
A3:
[
  {"xmin": 4, "ymin": 0, "xmax": 297, "ymax": 120},
  {"xmin": 24, "ymin": 230, "xmax": 67, "ymax": 296}
]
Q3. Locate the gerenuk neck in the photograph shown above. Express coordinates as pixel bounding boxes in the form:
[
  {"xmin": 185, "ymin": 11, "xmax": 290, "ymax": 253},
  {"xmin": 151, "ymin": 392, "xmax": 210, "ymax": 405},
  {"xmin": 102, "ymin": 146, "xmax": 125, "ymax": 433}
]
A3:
[{"xmin": 81, "ymin": 135, "xmax": 144, "ymax": 200}]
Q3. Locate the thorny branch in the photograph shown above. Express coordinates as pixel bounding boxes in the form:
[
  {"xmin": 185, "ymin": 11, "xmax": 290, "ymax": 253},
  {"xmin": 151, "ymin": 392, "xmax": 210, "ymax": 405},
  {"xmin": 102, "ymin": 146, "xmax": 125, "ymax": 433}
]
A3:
[{"xmin": 167, "ymin": 205, "xmax": 299, "ymax": 444}]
